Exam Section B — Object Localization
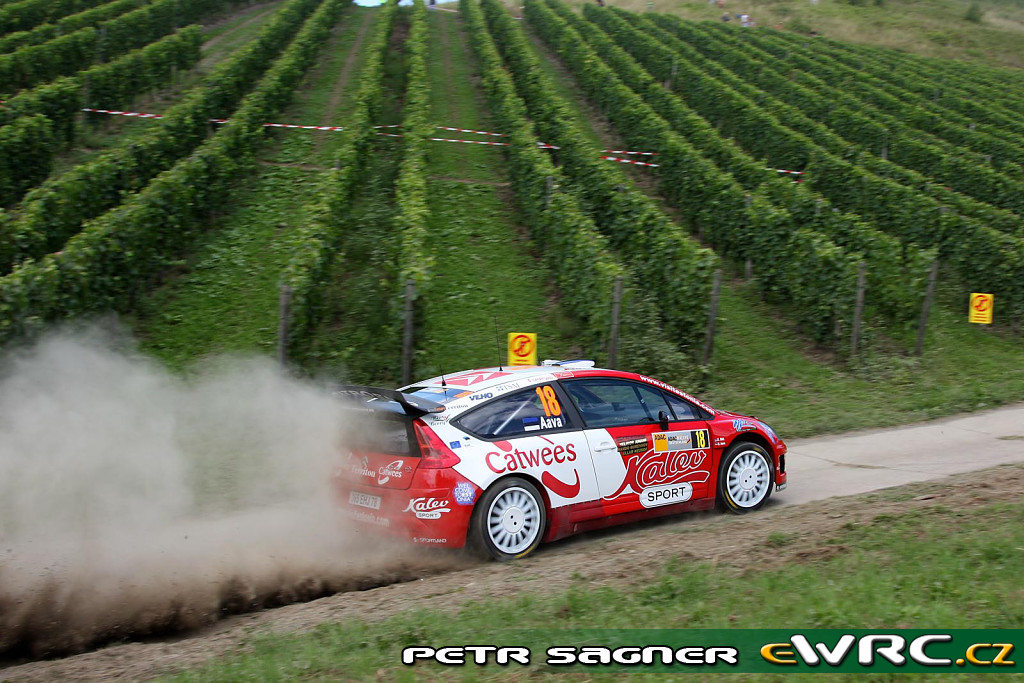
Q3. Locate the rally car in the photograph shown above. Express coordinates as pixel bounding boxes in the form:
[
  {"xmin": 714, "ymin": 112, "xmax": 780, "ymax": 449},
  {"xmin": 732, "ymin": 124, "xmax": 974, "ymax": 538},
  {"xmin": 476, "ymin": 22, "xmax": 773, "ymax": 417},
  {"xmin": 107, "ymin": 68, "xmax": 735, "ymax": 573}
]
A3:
[{"xmin": 332, "ymin": 361, "xmax": 787, "ymax": 561}]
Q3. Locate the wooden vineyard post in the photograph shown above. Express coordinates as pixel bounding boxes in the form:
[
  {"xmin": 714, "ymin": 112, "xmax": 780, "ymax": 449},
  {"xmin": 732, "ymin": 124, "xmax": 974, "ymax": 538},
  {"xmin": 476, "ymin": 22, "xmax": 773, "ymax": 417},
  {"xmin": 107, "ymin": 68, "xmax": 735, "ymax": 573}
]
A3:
[
  {"xmin": 608, "ymin": 275, "xmax": 623, "ymax": 370},
  {"xmin": 915, "ymin": 259, "xmax": 940, "ymax": 356},
  {"xmin": 402, "ymin": 279, "xmax": 416, "ymax": 386},
  {"xmin": 277, "ymin": 283, "xmax": 293, "ymax": 367},
  {"xmin": 701, "ymin": 269, "xmax": 722, "ymax": 367},
  {"xmin": 851, "ymin": 262, "xmax": 867, "ymax": 357}
]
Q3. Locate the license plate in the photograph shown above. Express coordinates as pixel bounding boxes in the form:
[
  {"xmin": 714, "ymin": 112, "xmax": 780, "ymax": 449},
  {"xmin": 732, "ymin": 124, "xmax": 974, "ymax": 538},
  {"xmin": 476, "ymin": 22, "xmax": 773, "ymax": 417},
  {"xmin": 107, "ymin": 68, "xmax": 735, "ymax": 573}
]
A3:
[{"xmin": 349, "ymin": 491, "xmax": 382, "ymax": 510}]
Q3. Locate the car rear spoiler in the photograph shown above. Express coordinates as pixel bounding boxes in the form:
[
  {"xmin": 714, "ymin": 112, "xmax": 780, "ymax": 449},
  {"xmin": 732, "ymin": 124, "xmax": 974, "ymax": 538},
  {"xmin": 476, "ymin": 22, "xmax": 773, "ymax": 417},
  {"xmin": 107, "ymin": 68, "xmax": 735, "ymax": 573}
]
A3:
[{"xmin": 331, "ymin": 384, "xmax": 445, "ymax": 417}]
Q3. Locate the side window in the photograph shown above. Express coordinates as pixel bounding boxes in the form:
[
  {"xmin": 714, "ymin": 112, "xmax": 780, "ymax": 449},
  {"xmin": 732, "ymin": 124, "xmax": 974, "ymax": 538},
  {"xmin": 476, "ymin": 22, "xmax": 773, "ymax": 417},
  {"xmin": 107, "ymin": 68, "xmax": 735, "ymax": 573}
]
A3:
[
  {"xmin": 457, "ymin": 385, "xmax": 572, "ymax": 439},
  {"xmin": 564, "ymin": 380, "xmax": 671, "ymax": 428},
  {"xmin": 663, "ymin": 391, "xmax": 702, "ymax": 421}
]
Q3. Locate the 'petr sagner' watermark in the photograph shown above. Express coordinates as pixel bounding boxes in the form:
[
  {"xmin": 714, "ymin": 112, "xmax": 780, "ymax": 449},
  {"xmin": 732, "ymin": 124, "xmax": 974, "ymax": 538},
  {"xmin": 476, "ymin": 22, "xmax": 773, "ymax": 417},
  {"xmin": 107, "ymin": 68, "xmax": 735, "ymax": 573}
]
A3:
[
  {"xmin": 401, "ymin": 645, "xmax": 738, "ymax": 667},
  {"xmin": 400, "ymin": 630, "xmax": 1021, "ymax": 672}
]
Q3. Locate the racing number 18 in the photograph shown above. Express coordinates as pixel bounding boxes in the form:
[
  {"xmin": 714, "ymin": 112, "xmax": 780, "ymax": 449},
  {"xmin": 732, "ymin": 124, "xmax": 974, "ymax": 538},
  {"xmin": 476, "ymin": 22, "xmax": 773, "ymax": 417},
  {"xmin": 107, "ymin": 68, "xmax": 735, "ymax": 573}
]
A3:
[
  {"xmin": 536, "ymin": 386, "xmax": 562, "ymax": 417},
  {"xmin": 695, "ymin": 429, "xmax": 707, "ymax": 449}
]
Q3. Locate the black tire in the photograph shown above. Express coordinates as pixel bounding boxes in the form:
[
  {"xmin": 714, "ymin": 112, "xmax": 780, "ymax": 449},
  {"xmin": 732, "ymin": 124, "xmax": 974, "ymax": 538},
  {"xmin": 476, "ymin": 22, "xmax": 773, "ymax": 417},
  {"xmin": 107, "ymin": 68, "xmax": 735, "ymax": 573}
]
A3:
[
  {"xmin": 469, "ymin": 477, "xmax": 547, "ymax": 561},
  {"xmin": 717, "ymin": 441, "xmax": 774, "ymax": 514}
]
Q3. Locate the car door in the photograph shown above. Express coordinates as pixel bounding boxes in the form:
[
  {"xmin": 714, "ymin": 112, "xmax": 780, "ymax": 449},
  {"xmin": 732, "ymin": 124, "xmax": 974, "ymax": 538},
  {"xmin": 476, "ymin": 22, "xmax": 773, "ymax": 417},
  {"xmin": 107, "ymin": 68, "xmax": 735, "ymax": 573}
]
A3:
[{"xmin": 561, "ymin": 379, "xmax": 711, "ymax": 517}]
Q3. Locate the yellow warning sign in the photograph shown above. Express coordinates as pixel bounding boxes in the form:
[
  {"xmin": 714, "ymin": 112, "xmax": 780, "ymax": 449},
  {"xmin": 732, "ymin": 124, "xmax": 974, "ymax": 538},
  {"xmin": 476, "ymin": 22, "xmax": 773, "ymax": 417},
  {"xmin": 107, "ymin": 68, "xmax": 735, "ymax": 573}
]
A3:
[
  {"xmin": 969, "ymin": 293, "xmax": 994, "ymax": 324},
  {"xmin": 507, "ymin": 333, "xmax": 537, "ymax": 366}
]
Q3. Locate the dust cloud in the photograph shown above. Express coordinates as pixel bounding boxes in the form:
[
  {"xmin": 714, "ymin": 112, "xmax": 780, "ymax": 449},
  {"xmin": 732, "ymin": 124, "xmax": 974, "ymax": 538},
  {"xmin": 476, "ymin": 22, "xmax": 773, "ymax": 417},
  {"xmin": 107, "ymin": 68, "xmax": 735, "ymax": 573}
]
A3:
[{"xmin": 0, "ymin": 326, "xmax": 458, "ymax": 660}]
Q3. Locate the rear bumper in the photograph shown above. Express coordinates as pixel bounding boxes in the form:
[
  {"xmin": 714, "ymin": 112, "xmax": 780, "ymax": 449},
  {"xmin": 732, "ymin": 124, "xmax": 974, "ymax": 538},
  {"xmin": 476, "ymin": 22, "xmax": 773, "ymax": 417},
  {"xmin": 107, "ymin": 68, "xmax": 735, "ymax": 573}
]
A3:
[{"xmin": 332, "ymin": 470, "xmax": 479, "ymax": 548}]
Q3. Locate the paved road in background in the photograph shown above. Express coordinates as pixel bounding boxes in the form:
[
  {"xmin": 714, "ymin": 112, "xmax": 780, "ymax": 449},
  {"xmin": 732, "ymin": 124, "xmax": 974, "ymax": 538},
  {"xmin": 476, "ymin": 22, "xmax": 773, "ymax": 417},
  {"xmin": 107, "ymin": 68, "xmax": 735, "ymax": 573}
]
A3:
[{"xmin": 781, "ymin": 403, "xmax": 1024, "ymax": 505}]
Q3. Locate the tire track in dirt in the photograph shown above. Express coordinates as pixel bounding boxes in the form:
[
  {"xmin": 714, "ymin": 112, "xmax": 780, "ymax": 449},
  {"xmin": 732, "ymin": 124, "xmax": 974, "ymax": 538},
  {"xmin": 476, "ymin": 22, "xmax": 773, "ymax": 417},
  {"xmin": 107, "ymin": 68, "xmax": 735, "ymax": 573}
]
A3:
[
  {"xmin": 4, "ymin": 462, "xmax": 1022, "ymax": 682},
  {"xmin": 200, "ymin": 1, "xmax": 285, "ymax": 67},
  {"xmin": 314, "ymin": 9, "xmax": 375, "ymax": 156},
  {"xmin": 437, "ymin": 12, "xmax": 466, "ymax": 173}
]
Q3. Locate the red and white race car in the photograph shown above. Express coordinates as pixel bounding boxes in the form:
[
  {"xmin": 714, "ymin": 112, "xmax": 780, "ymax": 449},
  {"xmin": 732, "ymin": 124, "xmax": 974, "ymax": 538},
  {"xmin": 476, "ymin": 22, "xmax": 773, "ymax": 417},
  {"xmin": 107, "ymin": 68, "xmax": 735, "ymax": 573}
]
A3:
[{"xmin": 332, "ymin": 360, "xmax": 787, "ymax": 561}]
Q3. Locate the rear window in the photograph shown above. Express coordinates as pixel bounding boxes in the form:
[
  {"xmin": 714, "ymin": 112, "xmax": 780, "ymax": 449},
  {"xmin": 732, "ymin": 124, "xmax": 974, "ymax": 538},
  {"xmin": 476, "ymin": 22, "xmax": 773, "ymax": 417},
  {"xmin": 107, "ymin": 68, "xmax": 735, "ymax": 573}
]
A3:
[{"xmin": 348, "ymin": 413, "xmax": 416, "ymax": 457}]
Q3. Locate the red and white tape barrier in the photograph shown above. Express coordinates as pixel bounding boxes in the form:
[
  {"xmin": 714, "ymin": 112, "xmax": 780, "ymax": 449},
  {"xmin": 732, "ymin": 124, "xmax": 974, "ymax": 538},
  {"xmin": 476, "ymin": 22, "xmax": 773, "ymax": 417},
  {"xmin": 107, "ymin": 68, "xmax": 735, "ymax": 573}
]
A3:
[
  {"xmin": 769, "ymin": 168, "xmax": 805, "ymax": 176},
  {"xmin": 81, "ymin": 107, "xmax": 163, "ymax": 119},
  {"xmin": 601, "ymin": 155, "xmax": 661, "ymax": 168},
  {"xmin": 436, "ymin": 125, "xmax": 506, "ymax": 137},
  {"xmin": 604, "ymin": 149, "xmax": 657, "ymax": 156},
  {"xmin": 76, "ymin": 106, "xmax": 666, "ymax": 167}
]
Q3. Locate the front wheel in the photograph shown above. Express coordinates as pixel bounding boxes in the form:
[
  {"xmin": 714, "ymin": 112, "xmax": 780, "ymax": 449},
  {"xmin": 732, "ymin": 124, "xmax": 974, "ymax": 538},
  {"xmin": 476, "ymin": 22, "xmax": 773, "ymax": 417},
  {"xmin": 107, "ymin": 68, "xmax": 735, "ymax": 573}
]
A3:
[
  {"xmin": 717, "ymin": 442, "xmax": 774, "ymax": 513},
  {"xmin": 470, "ymin": 477, "xmax": 546, "ymax": 561}
]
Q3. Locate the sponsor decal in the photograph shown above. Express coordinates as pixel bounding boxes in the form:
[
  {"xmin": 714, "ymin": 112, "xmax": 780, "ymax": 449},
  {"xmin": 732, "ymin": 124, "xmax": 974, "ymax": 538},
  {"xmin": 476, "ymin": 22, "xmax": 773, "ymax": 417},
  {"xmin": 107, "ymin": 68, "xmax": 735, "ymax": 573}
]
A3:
[
  {"xmin": 470, "ymin": 392, "xmax": 494, "ymax": 402},
  {"xmin": 616, "ymin": 436, "xmax": 649, "ymax": 457},
  {"xmin": 607, "ymin": 449, "xmax": 710, "ymax": 500},
  {"xmin": 489, "ymin": 381, "xmax": 521, "ymax": 395},
  {"xmin": 542, "ymin": 469, "xmax": 581, "ymax": 499},
  {"xmin": 640, "ymin": 482, "xmax": 693, "ymax": 508},
  {"xmin": 653, "ymin": 431, "xmax": 692, "ymax": 453},
  {"xmin": 732, "ymin": 419, "xmax": 756, "ymax": 432},
  {"xmin": 755, "ymin": 420, "xmax": 779, "ymax": 443},
  {"xmin": 413, "ymin": 537, "xmax": 448, "ymax": 544},
  {"xmin": 485, "ymin": 443, "xmax": 578, "ymax": 472},
  {"xmin": 450, "ymin": 440, "xmax": 462, "ymax": 449},
  {"xmin": 653, "ymin": 429, "xmax": 709, "ymax": 453},
  {"xmin": 403, "ymin": 497, "xmax": 451, "ymax": 519},
  {"xmin": 638, "ymin": 376, "xmax": 716, "ymax": 414},
  {"xmin": 378, "ymin": 459, "xmax": 406, "ymax": 485},
  {"xmin": 553, "ymin": 371, "xmax": 574, "ymax": 378},
  {"xmin": 485, "ymin": 439, "xmax": 582, "ymax": 500},
  {"xmin": 445, "ymin": 371, "xmax": 511, "ymax": 387},
  {"xmin": 353, "ymin": 455, "xmax": 376, "ymax": 479},
  {"xmin": 453, "ymin": 481, "xmax": 476, "ymax": 505},
  {"xmin": 454, "ymin": 391, "xmax": 472, "ymax": 398},
  {"xmin": 345, "ymin": 508, "xmax": 390, "ymax": 528}
]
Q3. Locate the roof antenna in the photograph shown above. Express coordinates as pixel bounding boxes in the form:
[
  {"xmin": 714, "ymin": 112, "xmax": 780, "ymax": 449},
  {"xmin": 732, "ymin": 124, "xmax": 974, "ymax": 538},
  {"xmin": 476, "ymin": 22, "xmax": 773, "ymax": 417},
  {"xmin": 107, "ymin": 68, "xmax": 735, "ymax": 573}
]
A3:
[
  {"xmin": 493, "ymin": 316, "xmax": 504, "ymax": 371},
  {"xmin": 440, "ymin": 365, "xmax": 447, "ymax": 388}
]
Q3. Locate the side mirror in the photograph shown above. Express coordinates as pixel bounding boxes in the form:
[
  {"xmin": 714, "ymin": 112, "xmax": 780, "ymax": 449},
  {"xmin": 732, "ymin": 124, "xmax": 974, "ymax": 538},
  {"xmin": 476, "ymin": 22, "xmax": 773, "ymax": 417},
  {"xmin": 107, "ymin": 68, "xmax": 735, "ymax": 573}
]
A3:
[{"xmin": 658, "ymin": 410, "xmax": 670, "ymax": 431}]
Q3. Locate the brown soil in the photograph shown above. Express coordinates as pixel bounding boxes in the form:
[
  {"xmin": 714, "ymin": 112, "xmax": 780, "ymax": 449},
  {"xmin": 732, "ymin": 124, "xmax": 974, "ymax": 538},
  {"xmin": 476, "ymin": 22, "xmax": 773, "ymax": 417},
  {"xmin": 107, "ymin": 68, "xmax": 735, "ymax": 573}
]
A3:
[{"xmin": 3, "ymin": 463, "xmax": 1021, "ymax": 682}]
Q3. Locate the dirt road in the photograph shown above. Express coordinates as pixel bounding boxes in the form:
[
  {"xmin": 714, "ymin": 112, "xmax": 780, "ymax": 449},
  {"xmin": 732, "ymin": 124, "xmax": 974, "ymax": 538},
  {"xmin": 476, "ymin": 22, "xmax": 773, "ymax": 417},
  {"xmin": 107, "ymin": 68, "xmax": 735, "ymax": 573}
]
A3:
[
  {"xmin": 2, "ymin": 404, "xmax": 1022, "ymax": 682},
  {"xmin": 783, "ymin": 403, "xmax": 1024, "ymax": 505}
]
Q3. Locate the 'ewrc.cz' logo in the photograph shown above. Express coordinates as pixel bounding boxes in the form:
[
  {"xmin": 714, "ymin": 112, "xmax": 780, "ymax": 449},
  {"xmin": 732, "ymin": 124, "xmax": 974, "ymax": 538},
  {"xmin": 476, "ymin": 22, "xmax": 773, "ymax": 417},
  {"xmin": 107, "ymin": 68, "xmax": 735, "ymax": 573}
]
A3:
[{"xmin": 761, "ymin": 634, "xmax": 1015, "ymax": 668}]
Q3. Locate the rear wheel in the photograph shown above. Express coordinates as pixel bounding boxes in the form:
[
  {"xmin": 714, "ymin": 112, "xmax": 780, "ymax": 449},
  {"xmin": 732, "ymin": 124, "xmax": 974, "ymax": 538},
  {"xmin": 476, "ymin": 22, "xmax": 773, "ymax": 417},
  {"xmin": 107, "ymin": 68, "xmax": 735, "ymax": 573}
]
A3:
[
  {"xmin": 717, "ymin": 442, "xmax": 773, "ymax": 513},
  {"xmin": 470, "ymin": 477, "xmax": 546, "ymax": 561}
]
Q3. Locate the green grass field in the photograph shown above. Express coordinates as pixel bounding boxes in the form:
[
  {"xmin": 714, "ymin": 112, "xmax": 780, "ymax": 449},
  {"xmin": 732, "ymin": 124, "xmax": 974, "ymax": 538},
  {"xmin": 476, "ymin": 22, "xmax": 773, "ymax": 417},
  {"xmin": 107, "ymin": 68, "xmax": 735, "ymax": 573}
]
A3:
[{"xmin": 559, "ymin": 0, "xmax": 1024, "ymax": 69}]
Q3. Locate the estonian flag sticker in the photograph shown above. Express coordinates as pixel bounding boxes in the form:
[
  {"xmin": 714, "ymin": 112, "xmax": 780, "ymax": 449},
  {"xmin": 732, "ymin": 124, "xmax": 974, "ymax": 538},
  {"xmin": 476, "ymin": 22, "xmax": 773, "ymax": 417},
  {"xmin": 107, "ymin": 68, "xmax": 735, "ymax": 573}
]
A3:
[{"xmin": 522, "ymin": 416, "xmax": 541, "ymax": 431}]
